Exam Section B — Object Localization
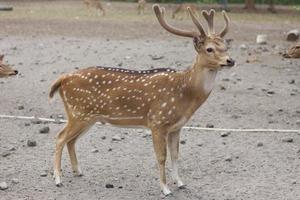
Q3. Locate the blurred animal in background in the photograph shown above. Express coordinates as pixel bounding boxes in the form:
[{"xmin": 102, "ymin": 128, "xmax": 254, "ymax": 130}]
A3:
[
  {"xmin": 83, "ymin": 0, "xmax": 105, "ymax": 16},
  {"xmin": 172, "ymin": 3, "xmax": 200, "ymax": 19},
  {"xmin": 283, "ymin": 43, "xmax": 300, "ymax": 58},
  {"xmin": 137, "ymin": 0, "xmax": 146, "ymax": 15},
  {"xmin": 0, "ymin": 55, "xmax": 18, "ymax": 78}
]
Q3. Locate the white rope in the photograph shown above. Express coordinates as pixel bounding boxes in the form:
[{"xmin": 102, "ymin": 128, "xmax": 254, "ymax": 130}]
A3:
[{"xmin": 0, "ymin": 114, "xmax": 299, "ymax": 133}]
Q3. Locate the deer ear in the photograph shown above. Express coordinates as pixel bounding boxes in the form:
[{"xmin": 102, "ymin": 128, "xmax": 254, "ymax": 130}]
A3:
[
  {"xmin": 0, "ymin": 55, "xmax": 4, "ymax": 62},
  {"xmin": 193, "ymin": 37, "xmax": 204, "ymax": 52}
]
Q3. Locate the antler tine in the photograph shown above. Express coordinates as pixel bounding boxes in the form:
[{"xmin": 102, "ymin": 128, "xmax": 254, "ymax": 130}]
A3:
[
  {"xmin": 219, "ymin": 10, "xmax": 230, "ymax": 38},
  {"xmin": 201, "ymin": 9, "xmax": 215, "ymax": 35},
  {"xmin": 153, "ymin": 4, "xmax": 198, "ymax": 38},
  {"xmin": 187, "ymin": 7, "xmax": 207, "ymax": 38}
]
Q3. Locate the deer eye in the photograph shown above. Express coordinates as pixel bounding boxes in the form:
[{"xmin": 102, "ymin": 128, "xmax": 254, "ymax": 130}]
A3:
[{"xmin": 206, "ymin": 48, "xmax": 214, "ymax": 53}]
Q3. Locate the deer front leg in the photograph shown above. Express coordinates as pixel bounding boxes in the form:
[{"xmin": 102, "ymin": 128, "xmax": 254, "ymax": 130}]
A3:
[
  {"xmin": 167, "ymin": 130, "xmax": 185, "ymax": 189},
  {"xmin": 151, "ymin": 130, "xmax": 171, "ymax": 196}
]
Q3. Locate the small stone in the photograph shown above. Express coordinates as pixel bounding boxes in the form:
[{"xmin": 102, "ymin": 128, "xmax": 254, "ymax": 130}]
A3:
[
  {"xmin": 257, "ymin": 142, "xmax": 264, "ymax": 147},
  {"xmin": 24, "ymin": 122, "xmax": 30, "ymax": 126},
  {"xmin": 0, "ymin": 182, "xmax": 8, "ymax": 190},
  {"xmin": 108, "ymin": 148, "xmax": 112, "ymax": 152},
  {"xmin": 31, "ymin": 119, "xmax": 42, "ymax": 124},
  {"xmin": 39, "ymin": 126, "xmax": 50, "ymax": 134},
  {"xmin": 206, "ymin": 123, "xmax": 214, "ymax": 128},
  {"xmin": 239, "ymin": 44, "xmax": 248, "ymax": 50},
  {"xmin": 91, "ymin": 149, "xmax": 99, "ymax": 153},
  {"xmin": 1, "ymin": 152, "xmax": 11, "ymax": 157},
  {"xmin": 40, "ymin": 172, "xmax": 47, "ymax": 177},
  {"xmin": 282, "ymin": 138, "xmax": 293, "ymax": 143},
  {"xmin": 17, "ymin": 105, "xmax": 24, "ymax": 110},
  {"xmin": 27, "ymin": 140, "xmax": 37, "ymax": 147},
  {"xmin": 150, "ymin": 55, "xmax": 164, "ymax": 60},
  {"xmin": 112, "ymin": 135, "xmax": 122, "ymax": 141},
  {"xmin": 105, "ymin": 183, "xmax": 114, "ymax": 188},
  {"xmin": 267, "ymin": 91, "xmax": 275, "ymax": 95},
  {"xmin": 221, "ymin": 132, "xmax": 230, "ymax": 137},
  {"xmin": 288, "ymin": 79, "xmax": 295, "ymax": 84},
  {"xmin": 12, "ymin": 178, "xmax": 19, "ymax": 184},
  {"xmin": 224, "ymin": 156, "xmax": 232, "ymax": 162},
  {"xmin": 180, "ymin": 140, "xmax": 186, "ymax": 144},
  {"xmin": 101, "ymin": 136, "xmax": 106, "ymax": 140},
  {"xmin": 256, "ymin": 34, "xmax": 267, "ymax": 45}
]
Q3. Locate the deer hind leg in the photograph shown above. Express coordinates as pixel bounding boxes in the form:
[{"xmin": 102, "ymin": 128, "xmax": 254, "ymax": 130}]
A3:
[
  {"xmin": 54, "ymin": 120, "xmax": 91, "ymax": 186},
  {"xmin": 67, "ymin": 135, "xmax": 83, "ymax": 176},
  {"xmin": 151, "ymin": 130, "xmax": 171, "ymax": 196},
  {"xmin": 167, "ymin": 130, "xmax": 185, "ymax": 189}
]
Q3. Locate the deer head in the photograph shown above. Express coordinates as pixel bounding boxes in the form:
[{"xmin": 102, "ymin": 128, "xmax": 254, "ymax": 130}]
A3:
[
  {"xmin": 153, "ymin": 4, "xmax": 234, "ymax": 70},
  {"xmin": 0, "ymin": 55, "xmax": 18, "ymax": 78},
  {"xmin": 283, "ymin": 43, "xmax": 300, "ymax": 59}
]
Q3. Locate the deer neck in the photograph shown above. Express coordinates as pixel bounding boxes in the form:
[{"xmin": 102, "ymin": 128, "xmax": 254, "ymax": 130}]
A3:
[{"xmin": 183, "ymin": 55, "xmax": 217, "ymax": 101}]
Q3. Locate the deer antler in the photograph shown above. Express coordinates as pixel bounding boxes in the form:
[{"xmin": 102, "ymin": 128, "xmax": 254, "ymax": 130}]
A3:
[
  {"xmin": 202, "ymin": 9, "xmax": 215, "ymax": 35},
  {"xmin": 187, "ymin": 7, "xmax": 207, "ymax": 37},
  {"xmin": 219, "ymin": 10, "xmax": 230, "ymax": 37},
  {"xmin": 153, "ymin": 4, "xmax": 199, "ymax": 38}
]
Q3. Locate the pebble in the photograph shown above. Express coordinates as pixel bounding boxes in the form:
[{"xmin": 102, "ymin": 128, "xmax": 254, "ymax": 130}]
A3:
[
  {"xmin": 221, "ymin": 132, "xmax": 230, "ymax": 137},
  {"xmin": 112, "ymin": 135, "xmax": 122, "ymax": 141},
  {"xmin": 101, "ymin": 136, "xmax": 106, "ymax": 140},
  {"xmin": 105, "ymin": 183, "xmax": 114, "ymax": 188},
  {"xmin": 0, "ymin": 182, "xmax": 8, "ymax": 190},
  {"xmin": 180, "ymin": 140, "xmax": 186, "ymax": 145},
  {"xmin": 39, "ymin": 126, "xmax": 50, "ymax": 134},
  {"xmin": 40, "ymin": 172, "xmax": 47, "ymax": 177},
  {"xmin": 17, "ymin": 105, "xmax": 24, "ymax": 110},
  {"xmin": 91, "ymin": 149, "xmax": 99, "ymax": 153},
  {"xmin": 282, "ymin": 138, "xmax": 293, "ymax": 143},
  {"xmin": 27, "ymin": 140, "xmax": 37, "ymax": 147},
  {"xmin": 1, "ymin": 152, "xmax": 11, "ymax": 157},
  {"xmin": 257, "ymin": 142, "xmax": 264, "ymax": 147},
  {"xmin": 288, "ymin": 79, "xmax": 295, "ymax": 84},
  {"xmin": 206, "ymin": 123, "xmax": 214, "ymax": 128},
  {"xmin": 31, "ymin": 119, "xmax": 42, "ymax": 124},
  {"xmin": 24, "ymin": 122, "xmax": 30, "ymax": 126},
  {"xmin": 239, "ymin": 44, "xmax": 248, "ymax": 50},
  {"xmin": 225, "ymin": 156, "xmax": 232, "ymax": 162},
  {"xmin": 12, "ymin": 178, "xmax": 19, "ymax": 184}
]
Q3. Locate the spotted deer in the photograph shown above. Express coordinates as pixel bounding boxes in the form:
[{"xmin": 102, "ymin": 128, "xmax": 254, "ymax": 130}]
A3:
[
  {"xmin": 172, "ymin": 3, "xmax": 200, "ymax": 19},
  {"xmin": 283, "ymin": 43, "xmax": 300, "ymax": 58},
  {"xmin": 49, "ymin": 4, "xmax": 234, "ymax": 196},
  {"xmin": 83, "ymin": 0, "xmax": 105, "ymax": 16},
  {"xmin": 0, "ymin": 55, "xmax": 18, "ymax": 78},
  {"xmin": 137, "ymin": 0, "xmax": 147, "ymax": 15}
]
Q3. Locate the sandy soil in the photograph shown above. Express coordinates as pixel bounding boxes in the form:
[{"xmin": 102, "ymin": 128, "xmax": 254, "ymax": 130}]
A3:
[{"xmin": 0, "ymin": 1, "xmax": 300, "ymax": 199}]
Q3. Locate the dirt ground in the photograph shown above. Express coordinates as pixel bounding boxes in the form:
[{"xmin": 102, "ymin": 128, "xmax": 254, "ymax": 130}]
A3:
[{"xmin": 0, "ymin": 1, "xmax": 300, "ymax": 200}]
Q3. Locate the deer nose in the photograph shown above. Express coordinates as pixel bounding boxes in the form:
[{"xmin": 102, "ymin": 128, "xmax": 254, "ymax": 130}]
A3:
[
  {"xmin": 226, "ymin": 58, "xmax": 235, "ymax": 67},
  {"xmin": 14, "ymin": 70, "xmax": 18, "ymax": 75}
]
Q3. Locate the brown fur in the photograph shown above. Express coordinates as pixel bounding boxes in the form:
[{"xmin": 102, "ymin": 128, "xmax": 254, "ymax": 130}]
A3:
[
  {"xmin": 137, "ymin": 0, "xmax": 146, "ymax": 15},
  {"xmin": 283, "ymin": 43, "xmax": 300, "ymax": 58},
  {"xmin": 0, "ymin": 55, "xmax": 18, "ymax": 78},
  {"xmin": 83, "ymin": 0, "xmax": 105, "ymax": 16},
  {"xmin": 172, "ymin": 3, "xmax": 200, "ymax": 19},
  {"xmin": 50, "ymin": 5, "xmax": 234, "ymax": 195}
]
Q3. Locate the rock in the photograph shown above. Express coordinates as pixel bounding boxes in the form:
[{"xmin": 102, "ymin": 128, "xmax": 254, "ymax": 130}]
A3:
[
  {"xmin": 24, "ymin": 122, "xmax": 30, "ymax": 126},
  {"xmin": 12, "ymin": 178, "xmax": 19, "ymax": 184},
  {"xmin": 40, "ymin": 172, "xmax": 47, "ymax": 177},
  {"xmin": 288, "ymin": 79, "xmax": 295, "ymax": 84},
  {"xmin": 31, "ymin": 118, "xmax": 42, "ymax": 124},
  {"xmin": 239, "ymin": 44, "xmax": 248, "ymax": 50},
  {"xmin": 0, "ymin": 182, "xmax": 8, "ymax": 190},
  {"xmin": 267, "ymin": 91, "xmax": 275, "ymax": 95},
  {"xmin": 257, "ymin": 142, "xmax": 264, "ymax": 147},
  {"xmin": 224, "ymin": 156, "xmax": 232, "ymax": 162},
  {"xmin": 256, "ymin": 34, "xmax": 267, "ymax": 45},
  {"xmin": 27, "ymin": 140, "xmax": 37, "ymax": 147},
  {"xmin": 101, "ymin": 136, "xmax": 106, "ymax": 140},
  {"xmin": 221, "ymin": 132, "xmax": 230, "ymax": 137},
  {"xmin": 17, "ymin": 105, "xmax": 24, "ymax": 110},
  {"xmin": 286, "ymin": 29, "xmax": 299, "ymax": 41},
  {"xmin": 91, "ymin": 149, "xmax": 99, "ymax": 153},
  {"xmin": 180, "ymin": 140, "xmax": 186, "ymax": 144},
  {"xmin": 105, "ymin": 183, "xmax": 114, "ymax": 188},
  {"xmin": 1, "ymin": 152, "xmax": 11, "ymax": 157},
  {"xmin": 39, "ymin": 126, "xmax": 50, "ymax": 134},
  {"xmin": 112, "ymin": 135, "xmax": 122, "ymax": 141},
  {"xmin": 206, "ymin": 123, "xmax": 214, "ymax": 128},
  {"xmin": 150, "ymin": 55, "xmax": 164, "ymax": 60},
  {"xmin": 282, "ymin": 138, "xmax": 293, "ymax": 143}
]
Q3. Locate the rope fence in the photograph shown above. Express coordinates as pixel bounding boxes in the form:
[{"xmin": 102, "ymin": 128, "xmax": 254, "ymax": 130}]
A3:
[{"xmin": 0, "ymin": 114, "xmax": 299, "ymax": 133}]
